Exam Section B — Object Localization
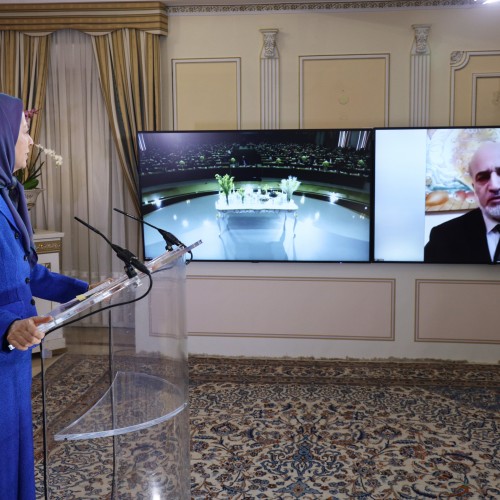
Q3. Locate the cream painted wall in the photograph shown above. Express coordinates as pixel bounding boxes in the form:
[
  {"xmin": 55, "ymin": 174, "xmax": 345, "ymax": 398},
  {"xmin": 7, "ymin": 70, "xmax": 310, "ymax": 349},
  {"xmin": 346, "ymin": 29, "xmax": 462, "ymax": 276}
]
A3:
[
  {"xmin": 164, "ymin": 6, "xmax": 500, "ymax": 128},
  {"xmin": 161, "ymin": 5, "xmax": 500, "ymax": 362}
]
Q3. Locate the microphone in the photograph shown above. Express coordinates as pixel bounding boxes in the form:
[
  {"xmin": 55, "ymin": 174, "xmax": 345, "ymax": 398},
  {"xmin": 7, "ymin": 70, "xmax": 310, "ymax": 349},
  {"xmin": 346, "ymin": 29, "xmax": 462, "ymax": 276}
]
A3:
[
  {"xmin": 74, "ymin": 216, "xmax": 150, "ymax": 278},
  {"xmin": 113, "ymin": 208, "xmax": 186, "ymax": 252}
]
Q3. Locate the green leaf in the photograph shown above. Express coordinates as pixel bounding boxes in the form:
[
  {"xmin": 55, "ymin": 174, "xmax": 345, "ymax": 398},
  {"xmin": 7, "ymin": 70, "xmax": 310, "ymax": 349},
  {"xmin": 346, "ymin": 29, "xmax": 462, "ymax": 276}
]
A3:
[{"xmin": 23, "ymin": 178, "xmax": 39, "ymax": 190}]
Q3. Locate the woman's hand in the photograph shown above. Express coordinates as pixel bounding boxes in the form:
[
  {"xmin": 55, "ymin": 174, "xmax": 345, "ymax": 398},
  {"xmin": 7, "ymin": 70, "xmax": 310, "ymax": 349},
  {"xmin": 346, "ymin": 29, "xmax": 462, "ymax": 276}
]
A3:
[{"xmin": 6, "ymin": 316, "xmax": 53, "ymax": 351}]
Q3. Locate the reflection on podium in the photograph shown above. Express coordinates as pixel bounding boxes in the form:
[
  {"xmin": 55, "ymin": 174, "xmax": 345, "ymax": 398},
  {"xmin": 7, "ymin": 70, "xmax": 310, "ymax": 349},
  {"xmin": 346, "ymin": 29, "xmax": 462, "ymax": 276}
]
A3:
[{"xmin": 39, "ymin": 241, "xmax": 201, "ymax": 499}]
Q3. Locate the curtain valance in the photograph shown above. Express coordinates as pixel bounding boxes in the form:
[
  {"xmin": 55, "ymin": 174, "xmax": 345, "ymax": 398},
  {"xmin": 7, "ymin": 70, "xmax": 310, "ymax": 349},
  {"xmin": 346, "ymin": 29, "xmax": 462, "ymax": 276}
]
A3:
[{"xmin": 0, "ymin": 2, "xmax": 168, "ymax": 36}]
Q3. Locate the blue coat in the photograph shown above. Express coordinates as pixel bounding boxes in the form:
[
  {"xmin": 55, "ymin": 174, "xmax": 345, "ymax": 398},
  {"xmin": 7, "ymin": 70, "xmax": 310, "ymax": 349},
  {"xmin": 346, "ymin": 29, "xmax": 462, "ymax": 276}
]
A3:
[{"xmin": 0, "ymin": 196, "xmax": 88, "ymax": 500}]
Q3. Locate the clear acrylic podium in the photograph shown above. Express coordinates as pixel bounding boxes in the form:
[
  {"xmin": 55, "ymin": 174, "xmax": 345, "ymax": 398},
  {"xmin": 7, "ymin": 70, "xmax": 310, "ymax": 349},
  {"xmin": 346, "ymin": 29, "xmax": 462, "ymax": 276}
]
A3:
[{"xmin": 36, "ymin": 241, "xmax": 201, "ymax": 499}]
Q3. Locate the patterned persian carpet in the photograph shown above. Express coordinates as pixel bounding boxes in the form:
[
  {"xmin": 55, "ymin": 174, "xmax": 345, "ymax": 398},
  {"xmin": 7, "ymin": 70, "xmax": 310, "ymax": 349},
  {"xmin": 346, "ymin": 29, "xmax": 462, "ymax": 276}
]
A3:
[{"xmin": 33, "ymin": 355, "xmax": 500, "ymax": 499}]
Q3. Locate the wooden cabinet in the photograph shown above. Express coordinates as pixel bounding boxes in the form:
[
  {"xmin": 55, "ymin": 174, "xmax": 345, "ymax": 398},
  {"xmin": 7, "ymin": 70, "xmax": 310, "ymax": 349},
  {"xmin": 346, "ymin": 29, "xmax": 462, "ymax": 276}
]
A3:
[{"xmin": 32, "ymin": 229, "xmax": 66, "ymax": 354}]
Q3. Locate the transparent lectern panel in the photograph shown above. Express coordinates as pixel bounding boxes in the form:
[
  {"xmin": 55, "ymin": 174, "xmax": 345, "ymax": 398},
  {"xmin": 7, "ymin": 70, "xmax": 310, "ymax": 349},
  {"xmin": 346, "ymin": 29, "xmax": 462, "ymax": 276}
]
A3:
[
  {"xmin": 54, "ymin": 372, "xmax": 186, "ymax": 440},
  {"xmin": 38, "ymin": 241, "xmax": 200, "ymax": 336},
  {"xmin": 37, "ymin": 242, "xmax": 200, "ymax": 500}
]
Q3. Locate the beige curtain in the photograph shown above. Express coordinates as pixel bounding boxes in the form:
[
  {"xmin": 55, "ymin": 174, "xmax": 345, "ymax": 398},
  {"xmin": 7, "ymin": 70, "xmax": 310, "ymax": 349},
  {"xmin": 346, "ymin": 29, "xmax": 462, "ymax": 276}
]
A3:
[
  {"xmin": 0, "ymin": 31, "xmax": 51, "ymax": 152},
  {"xmin": 34, "ymin": 29, "xmax": 134, "ymax": 284},
  {"xmin": 92, "ymin": 29, "xmax": 161, "ymax": 212},
  {"xmin": 0, "ymin": 3, "xmax": 167, "ymax": 184},
  {"xmin": 0, "ymin": 6, "xmax": 165, "ymax": 275}
]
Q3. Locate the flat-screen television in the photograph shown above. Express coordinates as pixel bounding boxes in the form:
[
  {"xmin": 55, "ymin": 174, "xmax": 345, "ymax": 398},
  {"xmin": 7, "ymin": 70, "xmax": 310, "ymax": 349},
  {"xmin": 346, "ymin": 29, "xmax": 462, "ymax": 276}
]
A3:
[
  {"xmin": 373, "ymin": 126, "xmax": 500, "ymax": 264},
  {"xmin": 137, "ymin": 129, "xmax": 373, "ymax": 262}
]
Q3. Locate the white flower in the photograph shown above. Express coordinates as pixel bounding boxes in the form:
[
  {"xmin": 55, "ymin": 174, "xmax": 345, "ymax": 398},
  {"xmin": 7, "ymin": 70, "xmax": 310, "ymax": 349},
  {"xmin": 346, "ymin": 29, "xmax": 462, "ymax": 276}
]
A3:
[
  {"xmin": 15, "ymin": 143, "xmax": 64, "ymax": 189},
  {"xmin": 281, "ymin": 176, "xmax": 301, "ymax": 195},
  {"xmin": 36, "ymin": 144, "xmax": 64, "ymax": 167}
]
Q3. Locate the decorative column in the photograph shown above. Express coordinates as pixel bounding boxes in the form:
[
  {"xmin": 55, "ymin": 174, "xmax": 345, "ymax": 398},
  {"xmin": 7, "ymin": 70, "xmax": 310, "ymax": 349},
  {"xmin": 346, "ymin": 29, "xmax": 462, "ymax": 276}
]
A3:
[
  {"xmin": 410, "ymin": 24, "xmax": 431, "ymax": 127},
  {"xmin": 260, "ymin": 28, "xmax": 280, "ymax": 129}
]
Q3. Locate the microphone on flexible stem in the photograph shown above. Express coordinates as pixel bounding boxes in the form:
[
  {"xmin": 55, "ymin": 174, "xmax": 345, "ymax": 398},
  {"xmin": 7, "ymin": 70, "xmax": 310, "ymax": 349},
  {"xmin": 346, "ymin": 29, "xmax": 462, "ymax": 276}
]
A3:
[
  {"xmin": 74, "ymin": 216, "xmax": 151, "ymax": 278},
  {"xmin": 113, "ymin": 208, "xmax": 186, "ymax": 252}
]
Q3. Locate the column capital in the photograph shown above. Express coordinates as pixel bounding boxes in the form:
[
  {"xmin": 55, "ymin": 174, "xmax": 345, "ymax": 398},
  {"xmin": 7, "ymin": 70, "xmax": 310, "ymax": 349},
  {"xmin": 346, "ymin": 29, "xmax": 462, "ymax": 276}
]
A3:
[
  {"xmin": 411, "ymin": 24, "xmax": 431, "ymax": 55},
  {"xmin": 260, "ymin": 29, "xmax": 279, "ymax": 59}
]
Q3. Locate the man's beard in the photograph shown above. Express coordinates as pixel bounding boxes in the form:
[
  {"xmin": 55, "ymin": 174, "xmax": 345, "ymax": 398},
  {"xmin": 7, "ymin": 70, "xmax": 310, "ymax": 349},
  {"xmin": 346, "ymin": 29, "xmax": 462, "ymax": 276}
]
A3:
[{"xmin": 485, "ymin": 203, "xmax": 500, "ymax": 221}]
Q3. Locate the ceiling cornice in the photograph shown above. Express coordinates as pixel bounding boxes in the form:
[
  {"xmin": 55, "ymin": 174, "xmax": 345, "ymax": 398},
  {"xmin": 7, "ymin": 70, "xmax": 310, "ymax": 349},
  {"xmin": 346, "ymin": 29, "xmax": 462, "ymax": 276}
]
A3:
[{"xmin": 165, "ymin": 0, "xmax": 478, "ymax": 15}]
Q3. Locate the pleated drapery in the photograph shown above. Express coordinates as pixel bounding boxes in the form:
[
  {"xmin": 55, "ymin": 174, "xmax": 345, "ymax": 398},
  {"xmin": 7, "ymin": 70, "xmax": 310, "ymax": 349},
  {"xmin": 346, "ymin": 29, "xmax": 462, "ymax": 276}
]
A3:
[
  {"xmin": 92, "ymin": 29, "xmax": 161, "ymax": 211},
  {"xmin": 0, "ymin": 3, "xmax": 166, "ymax": 278},
  {"xmin": 0, "ymin": 31, "xmax": 51, "ymax": 157}
]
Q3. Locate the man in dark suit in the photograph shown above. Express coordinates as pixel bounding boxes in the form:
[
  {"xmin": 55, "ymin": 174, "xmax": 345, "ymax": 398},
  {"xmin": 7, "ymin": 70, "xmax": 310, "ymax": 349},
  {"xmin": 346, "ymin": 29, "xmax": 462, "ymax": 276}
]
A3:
[{"xmin": 424, "ymin": 141, "xmax": 500, "ymax": 263}]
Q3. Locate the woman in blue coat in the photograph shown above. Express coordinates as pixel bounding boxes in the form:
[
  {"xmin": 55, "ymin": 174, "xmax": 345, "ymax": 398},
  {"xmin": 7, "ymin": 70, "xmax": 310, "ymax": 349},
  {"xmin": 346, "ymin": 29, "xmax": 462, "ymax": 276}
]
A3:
[{"xmin": 0, "ymin": 93, "xmax": 89, "ymax": 499}]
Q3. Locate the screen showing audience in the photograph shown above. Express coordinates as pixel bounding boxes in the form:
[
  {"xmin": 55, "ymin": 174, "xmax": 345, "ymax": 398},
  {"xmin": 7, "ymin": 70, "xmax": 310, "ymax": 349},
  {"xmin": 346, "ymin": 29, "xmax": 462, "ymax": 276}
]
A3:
[{"xmin": 137, "ymin": 129, "xmax": 373, "ymax": 262}]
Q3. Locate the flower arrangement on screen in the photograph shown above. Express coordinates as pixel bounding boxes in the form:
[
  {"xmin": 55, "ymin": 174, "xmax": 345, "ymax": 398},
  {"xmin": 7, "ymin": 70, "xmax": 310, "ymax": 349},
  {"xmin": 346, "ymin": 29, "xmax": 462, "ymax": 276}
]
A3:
[
  {"xmin": 14, "ymin": 108, "xmax": 63, "ymax": 190},
  {"xmin": 215, "ymin": 173, "xmax": 235, "ymax": 203},
  {"xmin": 280, "ymin": 176, "xmax": 300, "ymax": 201}
]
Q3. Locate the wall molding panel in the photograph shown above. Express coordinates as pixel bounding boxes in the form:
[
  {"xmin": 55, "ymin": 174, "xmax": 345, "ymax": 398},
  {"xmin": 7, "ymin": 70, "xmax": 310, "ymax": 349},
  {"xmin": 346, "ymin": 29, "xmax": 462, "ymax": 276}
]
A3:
[
  {"xmin": 172, "ymin": 57, "xmax": 241, "ymax": 130},
  {"xmin": 471, "ymin": 72, "xmax": 500, "ymax": 126},
  {"xmin": 415, "ymin": 279, "xmax": 500, "ymax": 344},
  {"xmin": 299, "ymin": 54, "xmax": 389, "ymax": 128},
  {"xmin": 187, "ymin": 275, "xmax": 395, "ymax": 340},
  {"xmin": 450, "ymin": 50, "xmax": 500, "ymax": 125}
]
